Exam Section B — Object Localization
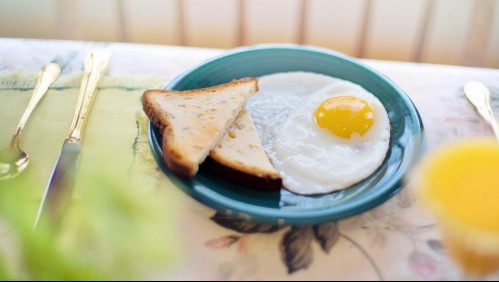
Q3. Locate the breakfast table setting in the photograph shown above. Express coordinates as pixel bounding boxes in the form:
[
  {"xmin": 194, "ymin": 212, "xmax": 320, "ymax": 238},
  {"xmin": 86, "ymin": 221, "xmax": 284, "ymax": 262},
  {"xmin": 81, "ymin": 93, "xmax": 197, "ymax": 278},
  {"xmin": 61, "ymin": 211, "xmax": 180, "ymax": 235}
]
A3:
[{"xmin": 0, "ymin": 37, "xmax": 498, "ymax": 280}]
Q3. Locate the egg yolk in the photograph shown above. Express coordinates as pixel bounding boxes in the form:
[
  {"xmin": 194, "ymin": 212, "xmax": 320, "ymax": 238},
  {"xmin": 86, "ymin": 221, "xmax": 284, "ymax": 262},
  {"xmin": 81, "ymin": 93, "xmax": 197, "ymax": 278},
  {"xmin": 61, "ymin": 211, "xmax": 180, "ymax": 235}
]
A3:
[{"xmin": 314, "ymin": 96, "xmax": 374, "ymax": 139}]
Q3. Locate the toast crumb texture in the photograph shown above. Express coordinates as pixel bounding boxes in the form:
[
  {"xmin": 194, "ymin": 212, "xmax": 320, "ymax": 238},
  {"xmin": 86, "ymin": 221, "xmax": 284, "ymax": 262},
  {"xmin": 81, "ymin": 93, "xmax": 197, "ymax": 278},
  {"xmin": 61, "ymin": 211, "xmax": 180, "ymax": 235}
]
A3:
[
  {"xmin": 209, "ymin": 108, "xmax": 282, "ymax": 189},
  {"xmin": 143, "ymin": 78, "xmax": 258, "ymax": 178}
]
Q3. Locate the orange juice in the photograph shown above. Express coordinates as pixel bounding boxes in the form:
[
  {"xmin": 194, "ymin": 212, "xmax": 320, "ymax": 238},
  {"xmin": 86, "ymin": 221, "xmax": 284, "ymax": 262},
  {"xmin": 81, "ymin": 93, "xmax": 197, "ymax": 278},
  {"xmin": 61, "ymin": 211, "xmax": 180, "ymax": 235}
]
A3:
[
  {"xmin": 417, "ymin": 139, "xmax": 499, "ymax": 276},
  {"xmin": 442, "ymin": 229, "xmax": 499, "ymax": 276}
]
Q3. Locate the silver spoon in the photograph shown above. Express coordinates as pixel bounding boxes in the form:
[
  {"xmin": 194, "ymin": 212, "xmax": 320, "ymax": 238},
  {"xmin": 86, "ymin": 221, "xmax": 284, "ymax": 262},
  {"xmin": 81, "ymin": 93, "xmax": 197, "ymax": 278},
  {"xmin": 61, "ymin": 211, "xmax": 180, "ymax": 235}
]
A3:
[
  {"xmin": 0, "ymin": 63, "xmax": 61, "ymax": 180},
  {"xmin": 464, "ymin": 81, "xmax": 499, "ymax": 141}
]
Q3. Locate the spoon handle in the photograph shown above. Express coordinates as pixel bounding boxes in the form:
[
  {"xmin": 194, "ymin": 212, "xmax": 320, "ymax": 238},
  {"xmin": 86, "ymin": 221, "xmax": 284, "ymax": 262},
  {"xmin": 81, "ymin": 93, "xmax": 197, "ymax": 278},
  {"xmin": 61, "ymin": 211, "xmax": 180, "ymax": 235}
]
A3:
[
  {"xmin": 464, "ymin": 81, "xmax": 499, "ymax": 141},
  {"xmin": 67, "ymin": 49, "xmax": 111, "ymax": 140},
  {"xmin": 10, "ymin": 63, "xmax": 61, "ymax": 148},
  {"xmin": 489, "ymin": 108, "xmax": 499, "ymax": 140}
]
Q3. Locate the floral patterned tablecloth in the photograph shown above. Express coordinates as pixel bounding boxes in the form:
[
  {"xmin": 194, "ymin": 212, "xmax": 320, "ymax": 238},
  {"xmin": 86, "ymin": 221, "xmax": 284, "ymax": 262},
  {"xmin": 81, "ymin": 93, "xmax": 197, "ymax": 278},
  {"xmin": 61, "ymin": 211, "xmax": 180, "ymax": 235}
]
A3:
[{"xmin": 0, "ymin": 38, "xmax": 498, "ymax": 280}]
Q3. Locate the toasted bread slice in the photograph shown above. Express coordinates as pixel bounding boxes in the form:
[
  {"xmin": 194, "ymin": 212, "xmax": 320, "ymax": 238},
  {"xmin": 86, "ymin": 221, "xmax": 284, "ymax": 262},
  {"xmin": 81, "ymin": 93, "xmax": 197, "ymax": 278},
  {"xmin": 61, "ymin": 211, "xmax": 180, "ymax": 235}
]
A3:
[
  {"xmin": 207, "ymin": 108, "xmax": 282, "ymax": 190},
  {"xmin": 143, "ymin": 78, "xmax": 258, "ymax": 178}
]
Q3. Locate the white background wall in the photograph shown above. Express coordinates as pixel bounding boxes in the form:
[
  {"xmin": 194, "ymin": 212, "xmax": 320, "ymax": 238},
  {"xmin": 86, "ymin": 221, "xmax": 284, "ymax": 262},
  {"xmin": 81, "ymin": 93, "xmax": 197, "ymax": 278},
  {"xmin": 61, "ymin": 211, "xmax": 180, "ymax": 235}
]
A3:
[{"xmin": 1, "ymin": 0, "xmax": 498, "ymax": 68}]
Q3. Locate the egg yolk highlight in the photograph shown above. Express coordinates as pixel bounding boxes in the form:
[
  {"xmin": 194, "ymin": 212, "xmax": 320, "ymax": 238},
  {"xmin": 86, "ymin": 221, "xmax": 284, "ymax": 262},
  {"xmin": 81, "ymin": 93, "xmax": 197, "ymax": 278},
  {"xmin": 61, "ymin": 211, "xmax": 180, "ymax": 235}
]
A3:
[{"xmin": 314, "ymin": 96, "xmax": 374, "ymax": 139}]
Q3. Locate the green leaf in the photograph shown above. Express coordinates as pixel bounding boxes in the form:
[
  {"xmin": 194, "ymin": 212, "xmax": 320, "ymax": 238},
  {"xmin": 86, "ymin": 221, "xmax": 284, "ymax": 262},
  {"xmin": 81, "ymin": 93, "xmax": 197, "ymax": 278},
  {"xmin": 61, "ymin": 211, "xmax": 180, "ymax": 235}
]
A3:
[{"xmin": 0, "ymin": 159, "xmax": 179, "ymax": 280}]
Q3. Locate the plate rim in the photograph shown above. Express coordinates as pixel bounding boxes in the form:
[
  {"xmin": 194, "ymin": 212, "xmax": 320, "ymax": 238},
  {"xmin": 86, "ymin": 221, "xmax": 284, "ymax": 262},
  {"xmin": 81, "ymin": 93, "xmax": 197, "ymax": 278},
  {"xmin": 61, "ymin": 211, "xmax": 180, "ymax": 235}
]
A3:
[{"xmin": 149, "ymin": 44, "xmax": 424, "ymax": 225}]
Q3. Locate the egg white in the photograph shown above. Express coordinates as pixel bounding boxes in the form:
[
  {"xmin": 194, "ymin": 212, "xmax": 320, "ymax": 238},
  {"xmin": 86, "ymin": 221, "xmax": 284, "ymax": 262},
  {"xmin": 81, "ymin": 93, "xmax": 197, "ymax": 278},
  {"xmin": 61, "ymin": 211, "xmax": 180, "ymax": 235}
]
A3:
[{"xmin": 248, "ymin": 72, "xmax": 391, "ymax": 195}]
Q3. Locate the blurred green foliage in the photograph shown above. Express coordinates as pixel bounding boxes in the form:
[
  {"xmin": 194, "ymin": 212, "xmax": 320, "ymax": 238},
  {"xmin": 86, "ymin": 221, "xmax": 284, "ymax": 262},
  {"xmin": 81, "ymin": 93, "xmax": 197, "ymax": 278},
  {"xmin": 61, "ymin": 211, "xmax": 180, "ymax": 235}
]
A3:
[{"xmin": 0, "ymin": 163, "xmax": 179, "ymax": 280}]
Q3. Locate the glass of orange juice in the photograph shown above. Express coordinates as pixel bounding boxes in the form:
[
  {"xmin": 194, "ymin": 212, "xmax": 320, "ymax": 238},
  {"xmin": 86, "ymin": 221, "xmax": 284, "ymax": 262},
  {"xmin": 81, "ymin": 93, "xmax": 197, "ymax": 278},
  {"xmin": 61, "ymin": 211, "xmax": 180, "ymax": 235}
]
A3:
[{"xmin": 416, "ymin": 139, "xmax": 499, "ymax": 277}]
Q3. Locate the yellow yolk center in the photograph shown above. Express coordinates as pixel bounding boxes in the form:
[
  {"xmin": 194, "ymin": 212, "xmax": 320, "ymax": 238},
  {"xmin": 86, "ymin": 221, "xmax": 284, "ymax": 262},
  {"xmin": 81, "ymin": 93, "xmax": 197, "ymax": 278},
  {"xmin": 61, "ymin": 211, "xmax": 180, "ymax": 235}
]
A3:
[{"xmin": 314, "ymin": 96, "xmax": 374, "ymax": 139}]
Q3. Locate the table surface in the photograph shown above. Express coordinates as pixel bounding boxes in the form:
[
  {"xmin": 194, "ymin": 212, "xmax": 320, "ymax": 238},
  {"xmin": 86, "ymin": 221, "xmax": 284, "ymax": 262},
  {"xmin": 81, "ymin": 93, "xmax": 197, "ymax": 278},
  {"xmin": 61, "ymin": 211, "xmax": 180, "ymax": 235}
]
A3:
[{"xmin": 1, "ymin": 38, "xmax": 498, "ymax": 280}]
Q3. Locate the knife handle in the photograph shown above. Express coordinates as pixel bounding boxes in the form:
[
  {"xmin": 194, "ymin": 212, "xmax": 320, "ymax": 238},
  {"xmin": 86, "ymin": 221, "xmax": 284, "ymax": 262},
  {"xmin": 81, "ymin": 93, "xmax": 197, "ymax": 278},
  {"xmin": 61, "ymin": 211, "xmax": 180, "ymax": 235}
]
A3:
[{"xmin": 68, "ymin": 49, "xmax": 111, "ymax": 140}]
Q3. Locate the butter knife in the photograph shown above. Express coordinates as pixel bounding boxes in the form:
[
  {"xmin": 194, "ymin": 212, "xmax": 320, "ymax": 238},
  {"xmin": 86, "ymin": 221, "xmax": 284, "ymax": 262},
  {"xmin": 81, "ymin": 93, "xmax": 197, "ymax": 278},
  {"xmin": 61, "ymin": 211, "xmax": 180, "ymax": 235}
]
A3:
[{"xmin": 34, "ymin": 49, "xmax": 111, "ymax": 229}]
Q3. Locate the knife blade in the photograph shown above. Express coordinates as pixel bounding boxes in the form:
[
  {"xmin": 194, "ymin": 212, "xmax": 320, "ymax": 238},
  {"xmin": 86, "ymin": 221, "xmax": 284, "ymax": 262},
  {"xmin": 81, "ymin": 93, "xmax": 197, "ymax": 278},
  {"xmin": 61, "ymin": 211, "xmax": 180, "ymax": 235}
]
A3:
[
  {"xmin": 34, "ymin": 138, "xmax": 81, "ymax": 228},
  {"xmin": 34, "ymin": 49, "xmax": 111, "ymax": 230}
]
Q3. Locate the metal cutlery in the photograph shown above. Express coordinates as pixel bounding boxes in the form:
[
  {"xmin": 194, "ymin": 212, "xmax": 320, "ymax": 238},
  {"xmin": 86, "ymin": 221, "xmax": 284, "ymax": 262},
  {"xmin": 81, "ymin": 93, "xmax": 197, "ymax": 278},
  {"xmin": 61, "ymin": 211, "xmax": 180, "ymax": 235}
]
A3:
[
  {"xmin": 34, "ymin": 49, "xmax": 111, "ymax": 229},
  {"xmin": 464, "ymin": 81, "xmax": 499, "ymax": 141},
  {"xmin": 0, "ymin": 63, "xmax": 60, "ymax": 180}
]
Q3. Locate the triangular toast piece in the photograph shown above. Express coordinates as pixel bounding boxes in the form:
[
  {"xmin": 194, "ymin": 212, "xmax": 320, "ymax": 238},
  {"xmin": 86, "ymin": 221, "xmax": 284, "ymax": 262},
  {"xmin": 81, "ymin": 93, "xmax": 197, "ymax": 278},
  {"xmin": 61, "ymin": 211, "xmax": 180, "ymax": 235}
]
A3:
[
  {"xmin": 207, "ymin": 108, "xmax": 282, "ymax": 190},
  {"xmin": 143, "ymin": 78, "xmax": 258, "ymax": 178}
]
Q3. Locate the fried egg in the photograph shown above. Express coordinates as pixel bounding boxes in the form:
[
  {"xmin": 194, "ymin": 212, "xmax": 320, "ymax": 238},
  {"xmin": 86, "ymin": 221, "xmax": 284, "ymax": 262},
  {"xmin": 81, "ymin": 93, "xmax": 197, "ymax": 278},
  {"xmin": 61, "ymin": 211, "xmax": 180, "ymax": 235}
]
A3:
[{"xmin": 247, "ymin": 72, "xmax": 390, "ymax": 195}]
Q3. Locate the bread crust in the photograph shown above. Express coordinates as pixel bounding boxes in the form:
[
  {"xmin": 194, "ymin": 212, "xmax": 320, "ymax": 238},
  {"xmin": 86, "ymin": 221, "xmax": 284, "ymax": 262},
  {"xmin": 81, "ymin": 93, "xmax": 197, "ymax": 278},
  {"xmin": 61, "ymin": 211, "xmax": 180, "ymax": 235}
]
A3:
[
  {"xmin": 142, "ymin": 78, "xmax": 258, "ymax": 178},
  {"xmin": 144, "ymin": 77, "xmax": 258, "ymax": 98},
  {"xmin": 208, "ymin": 106, "xmax": 282, "ymax": 188}
]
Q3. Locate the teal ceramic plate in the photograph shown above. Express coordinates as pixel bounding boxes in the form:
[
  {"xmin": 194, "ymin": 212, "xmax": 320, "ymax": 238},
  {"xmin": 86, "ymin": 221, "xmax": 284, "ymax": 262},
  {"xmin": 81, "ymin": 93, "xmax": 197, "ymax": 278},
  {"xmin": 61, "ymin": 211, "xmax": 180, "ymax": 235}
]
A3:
[{"xmin": 148, "ymin": 45, "xmax": 423, "ymax": 225}]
